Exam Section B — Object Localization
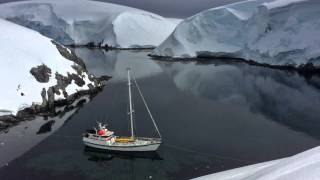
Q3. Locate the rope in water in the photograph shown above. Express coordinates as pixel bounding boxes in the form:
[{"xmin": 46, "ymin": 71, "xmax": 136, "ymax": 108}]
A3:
[
  {"xmin": 163, "ymin": 143, "xmax": 257, "ymax": 164},
  {"xmin": 1, "ymin": 132, "xmax": 256, "ymax": 164}
]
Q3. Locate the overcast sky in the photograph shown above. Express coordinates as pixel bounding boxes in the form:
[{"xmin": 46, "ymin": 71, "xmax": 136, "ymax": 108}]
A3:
[{"xmin": 0, "ymin": 0, "xmax": 243, "ymax": 18}]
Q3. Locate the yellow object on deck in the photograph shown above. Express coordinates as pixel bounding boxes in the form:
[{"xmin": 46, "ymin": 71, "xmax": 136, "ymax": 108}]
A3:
[{"xmin": 115, "ymin": 137, "xmax": 135, "ymax": 143}]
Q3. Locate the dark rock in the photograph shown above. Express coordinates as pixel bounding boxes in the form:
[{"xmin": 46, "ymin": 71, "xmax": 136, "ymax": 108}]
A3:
[
  {"xmin": 30, "ymin": 64, "xmax": 52, "ymax": 83},
  {"xmin": 55, "ymin": 72, "xmax": 71, "ymax": 89},
  {"xmin": 88, "ymin": 74, "xmax": 110, "ymax": 86},
  {"xmin": 52, "ymin": 40, "xmax": 87, "ymax": 69},
  {"xmin": 96, "ymin": 75, "xmax": 112, "ymax": 82},
  {"xmin": 0, "ymin": 115, "xmax": 18, "ymax": 124},
  {"xmin": 53, "ymin": 87, "xmax": 61, "ymax": 95},
  {"xmin": 69, "ymin": 73, "xmax": 85, "ymax": 87},
  {"xmin": 63, "ymin": 90, "xmax": 68, "ymax": 99},
  {"xmin": 71, "ymin": 64, "xmax": 84, "ymax": 75},
  {"xmin": 86, "ymin": 42, "xmax": 96, "ymax": 48},
  {"xmin": 16, "ymin": 108, "xmax": 36, "ymax": 120},
  {"xmin": 47, "ymin": 87, "xmax": 55, "ymax": 111},
  {"xmin": 87, "ymin": 83, "xmax": 94, "ymax": 90},
  {"xmin": 41, "ymin": 88, "xmax": 48, "ymax": 107}
]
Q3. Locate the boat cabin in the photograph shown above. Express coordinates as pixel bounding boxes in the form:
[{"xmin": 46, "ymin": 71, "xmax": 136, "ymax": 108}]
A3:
[{"xmin": 84, "ymin": 122, "xmax": 114, "ymax": 139}]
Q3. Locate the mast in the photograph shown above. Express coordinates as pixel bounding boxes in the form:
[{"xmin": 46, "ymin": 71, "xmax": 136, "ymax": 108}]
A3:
[{"xmin": 127, "ymin": 68, "xmax": 134, "ymax": 138}]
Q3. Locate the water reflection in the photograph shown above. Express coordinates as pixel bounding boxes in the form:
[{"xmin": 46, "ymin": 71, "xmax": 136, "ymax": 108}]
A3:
[
  {"xmin": 73, "ymin": 49, "xmax": 320, "ymax": 162},
  {"xmin": 0, "ymin": 95, "xmax": 90, "ymax": 167},
  {"xmin": 84, "ymin": 146, "xmax": 163, "ymax": 162},
  {"xmin": 2, "ymin": 49, "xmax": 320, "ymax": 180},
  {"xmin": 158, "ymin": 60, "xmax": 320, "ymax": 139},
  {"xmin": 36, "ymin": 120, "xmax": 55, "ymax": 134},
  {"xmin": 73, "ymin": 48, "xmax": 163, "ymax": 81}
]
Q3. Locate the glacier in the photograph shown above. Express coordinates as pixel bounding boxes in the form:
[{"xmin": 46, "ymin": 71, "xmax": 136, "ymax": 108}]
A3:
[
  {"xmin": 151, "ymin": 0, "xmax": 320, "ymax": 68},
  {"xmin": 0, "ymin": 0, "xmax": 178, "ymax": 49},
  {"xmin": 0, "ymin": 18, "xmax": 99, "ymax": 115}
]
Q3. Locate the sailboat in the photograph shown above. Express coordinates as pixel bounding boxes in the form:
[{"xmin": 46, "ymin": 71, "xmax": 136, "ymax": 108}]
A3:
[{"xmin": 82, "ymin": 68, "xmax": 162, "ymax": 152}]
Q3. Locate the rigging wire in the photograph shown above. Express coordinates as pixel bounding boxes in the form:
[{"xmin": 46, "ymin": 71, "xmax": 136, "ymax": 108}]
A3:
[
  {"xmin": 132, "ymin": 74, "xmax": 162, "ymax": 139},
  {"xmin": 132, "ymin": 84, "xmax": 138, "ymax": 137}
]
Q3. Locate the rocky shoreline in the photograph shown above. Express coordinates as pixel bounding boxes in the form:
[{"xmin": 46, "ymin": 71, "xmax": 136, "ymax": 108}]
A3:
[
  {"xmin": 0, "ymin": 41, "xmax": 111, "ymax": 132},
  {"xmin": 0, "ymin": 85, "xmax": 105, "ymax": 132},
  {"xmin": 149, "ymin": 55, "xmax": 320, "ymax": 75},
  {"xmin": 67, "ymin": 43, "xmax": 155, "ymax": 51}
]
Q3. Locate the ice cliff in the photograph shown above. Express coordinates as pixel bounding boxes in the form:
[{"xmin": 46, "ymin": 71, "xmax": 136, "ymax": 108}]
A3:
[
  {"xmin": 152, "ymin": 0, "xmax": 320, "ymax": 68},
  {"xmin": 0, "ymin": 0, "xmax": 178, "ymax": 48}
]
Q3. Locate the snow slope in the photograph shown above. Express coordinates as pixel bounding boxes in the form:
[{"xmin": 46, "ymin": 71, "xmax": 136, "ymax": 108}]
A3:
[
  {"xmin": 0, "ymin": 18, "xmax": 94, "ymax": 115},
  {"xmin": 195, "ymin": 146, "xmax": 320, "ymax": 180},
  {"xmin": 152, "ymin": 0, "xmax": 320, "ymax": 67},
  {"xmin": 0, "ymin": 0, "xmax": 178, "ymax": 48}
]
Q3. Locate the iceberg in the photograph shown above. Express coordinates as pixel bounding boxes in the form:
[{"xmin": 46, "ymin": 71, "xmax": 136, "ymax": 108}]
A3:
[
  {"xmin": 0, "ymin": 0, "xmax": 178, "ymax": 49},
  {"xmin": 151, "ymin": 0, "xmax": 320, "ymax": 68},
  {"xmin": 0, "ymin": 18, "xmax": 100, "ymax": 115}
]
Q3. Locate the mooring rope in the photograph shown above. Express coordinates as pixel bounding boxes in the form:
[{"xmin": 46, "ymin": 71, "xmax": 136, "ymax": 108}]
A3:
[
  {"xmin": 0, "ymin": 132, "xmax": 256, "ymax": 164},
  {"xmin": 163, "ymin": 143, "xmax": 257, "ymax": 164}
]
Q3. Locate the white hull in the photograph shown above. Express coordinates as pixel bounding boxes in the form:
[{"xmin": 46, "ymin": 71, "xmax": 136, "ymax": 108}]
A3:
[
  {"xmin": 83, "ymin": 137, "xmax": 161, "ymax": 152},
  {"xmin": 82, "ymin": 69, "xmax": 162, "ymax": 152}
]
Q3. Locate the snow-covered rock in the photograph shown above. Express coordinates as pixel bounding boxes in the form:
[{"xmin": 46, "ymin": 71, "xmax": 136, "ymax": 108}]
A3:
[
  {"xmin": 0, "ymin": 18, "xmax": 99, "ymax": 115},
  {"xmin": 195, "ymin": 145, "xmax": 320, "ymax": 180},
  {"xmin": 0, "ymin": 0, "xmax": 178, "ymax": 49},
  {"xmin": 152, "ymin": 0, "xmax": 320, "ymax": 67}
]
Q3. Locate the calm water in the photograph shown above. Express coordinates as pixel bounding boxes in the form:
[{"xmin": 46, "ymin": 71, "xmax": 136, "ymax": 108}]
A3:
[{"xmin": 1, "ymin": 49, "xmax": 320, "ymax": 180}]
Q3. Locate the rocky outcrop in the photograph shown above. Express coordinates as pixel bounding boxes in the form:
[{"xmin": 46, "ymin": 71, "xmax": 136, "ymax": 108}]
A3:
[
  {"xmin": 0, "ymin": 42, "xmax": 110, "ymax": 130},
  {"xmin": 0, "ymin": 18, "xmax": 111, "ymax": 132},
  {"xmin": 40, "ymin": 88, "xmax": 48, "ymax": 107},
  {"xmin": 30, "ymin": 64, "xmax": 52, "ymax": 83},
  {"xmin": 0, "ymin": 92, "xmax": 94, "ymax": 133},
  {"xmin": 52, "ymin": 41, "xmax": 87, "ymax": 69},
  {"xmin": 0, "ymin": 115, "xmax": 18, "ymax": 131}
]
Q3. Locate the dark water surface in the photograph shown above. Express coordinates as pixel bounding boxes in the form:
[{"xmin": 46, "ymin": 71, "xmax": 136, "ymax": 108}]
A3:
[{"xmin": 1, "ymin": 49, "xmax": 320, "ymax": 180}]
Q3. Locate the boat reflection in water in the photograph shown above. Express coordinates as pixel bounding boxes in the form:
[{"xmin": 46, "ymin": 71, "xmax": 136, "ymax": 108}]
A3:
[{"xmin": 83, "ymin": 146, "xmax": 163, "ymax": 162}]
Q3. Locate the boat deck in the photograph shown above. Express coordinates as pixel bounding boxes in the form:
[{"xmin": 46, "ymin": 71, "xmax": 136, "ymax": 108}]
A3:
[{"xmin": 112, "ymin": 137, "xmax": 161, "ymax": 147}]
